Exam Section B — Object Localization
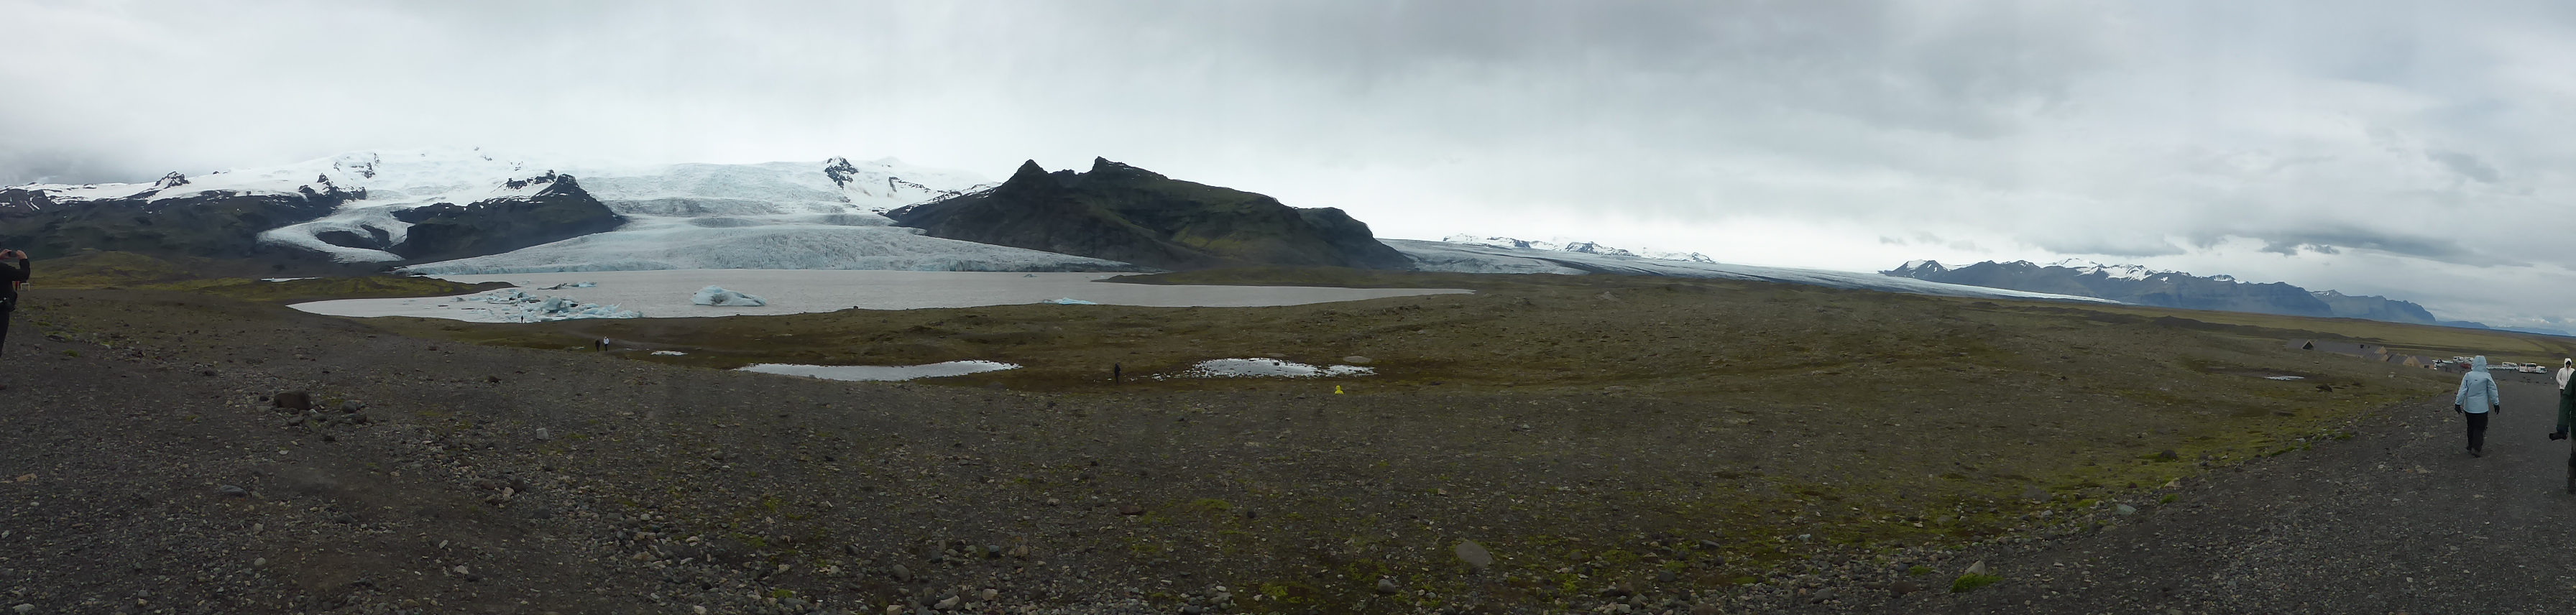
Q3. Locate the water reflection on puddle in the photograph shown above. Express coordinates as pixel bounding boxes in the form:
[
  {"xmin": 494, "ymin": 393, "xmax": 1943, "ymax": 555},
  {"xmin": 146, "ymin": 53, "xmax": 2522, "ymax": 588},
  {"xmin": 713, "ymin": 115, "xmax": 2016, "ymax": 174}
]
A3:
[
  {"xmin": 737, "ymin": 360, "xmax": 1019, "ymax": 382},
  {"xmin": 1172, "ymin": 358, "xmax": 1374, "ymax": 379}
]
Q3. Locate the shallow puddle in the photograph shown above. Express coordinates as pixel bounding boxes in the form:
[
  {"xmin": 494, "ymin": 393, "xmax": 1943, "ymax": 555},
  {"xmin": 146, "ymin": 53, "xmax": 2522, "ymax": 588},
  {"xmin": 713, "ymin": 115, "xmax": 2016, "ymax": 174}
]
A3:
[{"xmin": 737, "ymin": 360, "xmax": 1018, "ymax": 382}]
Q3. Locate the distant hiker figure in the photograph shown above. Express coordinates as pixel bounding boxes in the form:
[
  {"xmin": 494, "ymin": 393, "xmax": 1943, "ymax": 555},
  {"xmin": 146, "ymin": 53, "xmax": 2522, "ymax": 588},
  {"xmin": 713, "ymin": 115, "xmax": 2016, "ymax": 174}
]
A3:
[
  {"xmin": 2554, "ymin": 358, "xmax": 2574, "ymax": 442},
  {"xmin": 594, "ymin": 338, "xmax": 611, "ymax": 351},
  {"xmin": 0, "ymin": 249, "xmax": 25, "ymax": 359},
  {"xmin": 2456, "ymin": 356, "xmax": 2502, "ymax": 457},
  {"xmin": 2559, "ymin": 359, "xmax": 2576, "ymax": 493}
]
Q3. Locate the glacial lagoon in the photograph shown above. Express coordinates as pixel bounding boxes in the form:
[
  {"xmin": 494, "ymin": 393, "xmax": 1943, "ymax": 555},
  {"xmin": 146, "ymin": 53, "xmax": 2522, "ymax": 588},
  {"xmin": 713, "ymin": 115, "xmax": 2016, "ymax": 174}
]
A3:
[{"xmin": 290, "ymin": 269, "xmax": 1473, "ymax": 322}]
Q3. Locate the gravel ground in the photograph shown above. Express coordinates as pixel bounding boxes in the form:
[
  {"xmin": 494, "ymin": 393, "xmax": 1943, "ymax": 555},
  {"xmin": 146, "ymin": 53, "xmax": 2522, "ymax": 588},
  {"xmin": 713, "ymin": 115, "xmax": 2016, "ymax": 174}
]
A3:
[
  {"xmin": 1693, "ymin": 370, "xmax": 2576, "ymax": 614},
  {"xmin": 0, "ymin": 288, "xmax": 2529, "ymax": 615}
]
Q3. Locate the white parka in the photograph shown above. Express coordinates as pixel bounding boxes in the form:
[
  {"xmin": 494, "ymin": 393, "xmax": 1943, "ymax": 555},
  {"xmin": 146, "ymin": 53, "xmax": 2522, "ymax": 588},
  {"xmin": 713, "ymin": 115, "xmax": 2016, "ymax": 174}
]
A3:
[{"xmin": 2457, "ymin": 356, "xmax": 2500, "ymax": 413}]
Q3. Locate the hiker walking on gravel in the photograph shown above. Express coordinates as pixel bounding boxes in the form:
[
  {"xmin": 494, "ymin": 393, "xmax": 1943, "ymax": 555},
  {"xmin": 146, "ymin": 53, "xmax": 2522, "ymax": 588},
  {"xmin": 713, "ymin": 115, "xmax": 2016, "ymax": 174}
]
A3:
[
  {"xmin": 2554, "ymin": 359, "xmax": 2574, "ymax": 442},
  {"xmin": 0, "ymin": 249, "xmax": 26, "ymax": 353},
  {"xmin": 2457, "ymin": 356, "xmax": 2502, "ymax": 457},
  {"xmin": 2554, "ymin": 358, "xmax": 2576, "ymax": 493}
]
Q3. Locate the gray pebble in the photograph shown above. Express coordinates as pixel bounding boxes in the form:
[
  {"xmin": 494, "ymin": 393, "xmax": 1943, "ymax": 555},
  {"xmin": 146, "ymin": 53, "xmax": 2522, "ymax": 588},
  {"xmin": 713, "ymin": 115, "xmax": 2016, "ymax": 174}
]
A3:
[
  {"xmin": 890, "ymin": 564, "xmax": 911, "ymax": 582},
  {"xmin": 10, "ymin": 604, "xmax": 27, "ymax": 614},
  {"xmin": 2115, "ymin": 504, "xmax": 2138, "ymax": 515},
  {"xmin": 216, "ymin": 485, "xmax": 248, "ymax": 497},
  {"xmin": 1376, "ymin": 577, "xmax": 1399, "ymax": 594},
  {"xmin": 534, "ymin": 427, "xmax": 551, "ymax": 441},
  {"xmin": 1453, "ymin": 540, "xmax": 1494, "ymax": 571}
]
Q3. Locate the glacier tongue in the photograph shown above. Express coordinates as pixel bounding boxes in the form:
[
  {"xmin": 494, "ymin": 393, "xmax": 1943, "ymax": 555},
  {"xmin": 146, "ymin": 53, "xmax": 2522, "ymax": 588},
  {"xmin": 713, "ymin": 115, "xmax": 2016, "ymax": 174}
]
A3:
[{"xmin": 395, "ymin": 216, "xmax": 1153, "ymax": 274}]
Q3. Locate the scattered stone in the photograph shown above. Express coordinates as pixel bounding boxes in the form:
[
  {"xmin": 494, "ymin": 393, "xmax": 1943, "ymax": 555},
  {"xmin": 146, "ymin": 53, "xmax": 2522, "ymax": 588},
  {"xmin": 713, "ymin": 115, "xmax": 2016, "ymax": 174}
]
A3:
[
  {"xmin": 1965, "ymin": 560, "xmax": 1989, "ymax": 575},
  {"xmin": 1453, "ymin": 540, "xmax": 1494, "ymax": 571},
  {"xmin": 338, "ymin": 400, "xmax": 364, "ymax": 413},
  {"xmin": 2022, "ymin": 486, "xmax": 2049, "ymax": 501},
  {"xmin": 890, "ymin": 565, "xmax": 911, "ymax": 582},
  {"xmin": 934, "ymin": 595, "xmax": 960, "ymax": 610},
  {"xmin": 1118, "ymin": 505, "xmax": 1145, "ymax": 516},
  {"xmin": 216, "ymin": 485, "xmax": 248, "ymax": 497},
  {"xmin": 978, "ymin": 588, "xmax": 998, "ymax": 601},
  {"xmin": 1343, "ymin": 356, "xmax": 1373, "ymax": 364},
  {"xmin": 534, "ymin": 427, "xmax": 551, "ymax": 441},
  {"xmin": 1375, "ymin": 577, "xmax": 1399, "ymax": 594},
  {"xmin": 2115, "ymin": 504, "xmax": 2138, "ymax": 515},
  {"xmin": 1890, "ymin": 580, "xmax": 1923, "ymax": 596},
  {"xmin": 1690, "ymin": 605, "xmax": 1721, "ymax": 615},
  {"xmin": 272, "ymin": 391, "xmax": 312, "ymax": 411},
  {"xmin": 10, "ymin": 604, "xmax": 27, "ymax": 614}
]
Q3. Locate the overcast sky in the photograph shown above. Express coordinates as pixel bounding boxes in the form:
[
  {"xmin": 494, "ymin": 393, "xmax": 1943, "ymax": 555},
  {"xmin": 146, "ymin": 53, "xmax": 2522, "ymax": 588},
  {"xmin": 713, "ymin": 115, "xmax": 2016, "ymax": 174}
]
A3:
[{"xmin": 9, "ymin": 0, "xmax": 2576, "ymax": 328}]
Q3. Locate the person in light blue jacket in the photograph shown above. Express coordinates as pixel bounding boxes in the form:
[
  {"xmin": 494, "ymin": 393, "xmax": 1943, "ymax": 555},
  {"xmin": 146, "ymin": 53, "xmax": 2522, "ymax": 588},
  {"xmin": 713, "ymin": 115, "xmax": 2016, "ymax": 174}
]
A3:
[{"xmin": 2457, "ymin": 355, "xmax": 2503, "ymax": 457}]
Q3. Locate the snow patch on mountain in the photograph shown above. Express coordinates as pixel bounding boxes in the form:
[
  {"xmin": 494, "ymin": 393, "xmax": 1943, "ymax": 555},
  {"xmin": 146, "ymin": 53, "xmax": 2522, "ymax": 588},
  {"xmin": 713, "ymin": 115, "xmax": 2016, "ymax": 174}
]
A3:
[
  {"xmin": 2045, "ymin": 258, "xmax": 2168, "ymax": 281},
  {"xmin": 1441, "ymin": 235, "xmax": 1716, "ymax": 264}
]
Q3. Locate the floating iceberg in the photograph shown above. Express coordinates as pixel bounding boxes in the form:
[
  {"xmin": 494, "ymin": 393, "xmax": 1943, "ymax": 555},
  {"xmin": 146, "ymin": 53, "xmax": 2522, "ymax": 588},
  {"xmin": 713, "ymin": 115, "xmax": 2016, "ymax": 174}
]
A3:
[
  {"xmin": 1039, "ymin": 297, "xmax": 1098, "ymax": 305},
  {"xmin": 692, "ymin": 285, "xmax": 769, "ymax": 307},
  {"xmin": 1171, "ymin": 358, "xmax": 1374, "ymax": 379},
  {"xmin": 445, "ymin": 287, "xmax": 640, "ymax": 322}
]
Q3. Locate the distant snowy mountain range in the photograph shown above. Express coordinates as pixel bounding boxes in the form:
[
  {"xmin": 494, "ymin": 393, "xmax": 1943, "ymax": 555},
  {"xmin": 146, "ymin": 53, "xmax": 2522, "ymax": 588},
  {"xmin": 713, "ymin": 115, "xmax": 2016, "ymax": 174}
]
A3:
[
  {"xmin": 1, "ymin": 147, "xmax": 2126, "ymax": 305},
  {"xmin": 1440, "ymin": 235, "xmax": 1716, "ymax": 264},
  {"xmin": 1885, "ymin": 259, "xmax": 2565, "ymax": 335}
]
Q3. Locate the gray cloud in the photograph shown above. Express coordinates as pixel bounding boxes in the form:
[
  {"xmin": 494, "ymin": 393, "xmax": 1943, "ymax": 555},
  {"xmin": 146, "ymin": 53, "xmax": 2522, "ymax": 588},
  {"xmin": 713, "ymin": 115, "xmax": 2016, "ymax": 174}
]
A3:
[
  {"xmin": 2427, "ymin": 150, "xmax": 2501, "ymax": 182},
  {"xmin": 9, "ymin": 1, "xmax": 2576, "ymax": 324}
]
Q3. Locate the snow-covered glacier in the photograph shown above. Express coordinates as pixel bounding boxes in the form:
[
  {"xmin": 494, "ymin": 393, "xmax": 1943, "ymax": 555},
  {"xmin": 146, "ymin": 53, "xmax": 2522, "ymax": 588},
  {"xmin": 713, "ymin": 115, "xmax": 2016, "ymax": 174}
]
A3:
[
  {"xmin": 12, "ymin": 146, "xmax": 1154, "ymax": 272},
  {"xmin": 391, "ymin": 220, "xmax": 1150, "ymax": 274}
]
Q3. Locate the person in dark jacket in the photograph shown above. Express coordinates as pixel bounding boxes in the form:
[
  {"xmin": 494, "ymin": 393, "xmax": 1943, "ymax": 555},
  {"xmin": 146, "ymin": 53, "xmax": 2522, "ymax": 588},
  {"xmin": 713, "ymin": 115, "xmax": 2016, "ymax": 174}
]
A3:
[{"xmin": 0, "ymin": 249, "xmax": 25, "ymax": 353}]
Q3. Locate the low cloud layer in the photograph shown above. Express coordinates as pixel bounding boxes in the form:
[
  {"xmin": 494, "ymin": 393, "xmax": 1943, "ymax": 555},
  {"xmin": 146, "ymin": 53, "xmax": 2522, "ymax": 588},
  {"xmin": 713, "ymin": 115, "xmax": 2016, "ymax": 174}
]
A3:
[{"xmin": 8, "ymin": 0, "xmax": 2576, "ymax": 327}]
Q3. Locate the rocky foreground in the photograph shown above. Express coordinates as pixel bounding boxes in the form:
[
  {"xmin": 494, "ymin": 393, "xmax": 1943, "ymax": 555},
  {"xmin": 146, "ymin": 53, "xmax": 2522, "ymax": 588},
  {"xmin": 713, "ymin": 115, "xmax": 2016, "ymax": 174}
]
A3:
[{"xmin": 0, "ymin": 287, "xmax": 2486, "ymax": 615}]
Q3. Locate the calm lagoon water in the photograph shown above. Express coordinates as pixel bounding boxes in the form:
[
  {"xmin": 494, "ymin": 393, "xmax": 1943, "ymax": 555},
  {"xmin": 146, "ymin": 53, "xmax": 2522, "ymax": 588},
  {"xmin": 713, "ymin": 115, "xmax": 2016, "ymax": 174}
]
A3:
[{"xmin": 291, "ymin": 269, "xmax": 1472, "ymax": 321}]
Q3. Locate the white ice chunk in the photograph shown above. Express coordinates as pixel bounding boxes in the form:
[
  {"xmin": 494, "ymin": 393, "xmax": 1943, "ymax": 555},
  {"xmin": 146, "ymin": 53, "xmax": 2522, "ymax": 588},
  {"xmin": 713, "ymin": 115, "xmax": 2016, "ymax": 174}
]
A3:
[
  {"xmin": 693, "ymin": 285, "xmax": 768, "ymax": 306},
  {"xmin": 737, "ymin": 360, "xmax": 1018, "ymax": 382},
  {"xmin": 1172, "ymin": 358, "xmax": 1374, "ymax": 379}
]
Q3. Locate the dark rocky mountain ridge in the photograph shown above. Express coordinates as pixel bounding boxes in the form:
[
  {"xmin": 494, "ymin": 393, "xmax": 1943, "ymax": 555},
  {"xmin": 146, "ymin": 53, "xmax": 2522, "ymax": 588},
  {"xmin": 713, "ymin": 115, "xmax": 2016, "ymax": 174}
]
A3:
[
  {"xmin": 888, "ymin": 157, "xmax": 1412, "ymax": 271},
  {"xmin": 0, "ymin": 182, "xmax": 358, "ymax": 264},
  {"xmin": 0, "ymin": 171, "xmax": 623, "ymax": 272},
  {"xmin": 1884, "ymin": 259, "xmax": 2480, "ymax": 328}
]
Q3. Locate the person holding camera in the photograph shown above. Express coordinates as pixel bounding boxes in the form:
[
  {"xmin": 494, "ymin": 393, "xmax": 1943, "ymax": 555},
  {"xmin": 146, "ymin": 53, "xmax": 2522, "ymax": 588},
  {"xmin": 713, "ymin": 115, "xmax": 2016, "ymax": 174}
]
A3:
[{"xmin": 0, "ymin": 249, "xmax": 28, "ymax": 353}]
